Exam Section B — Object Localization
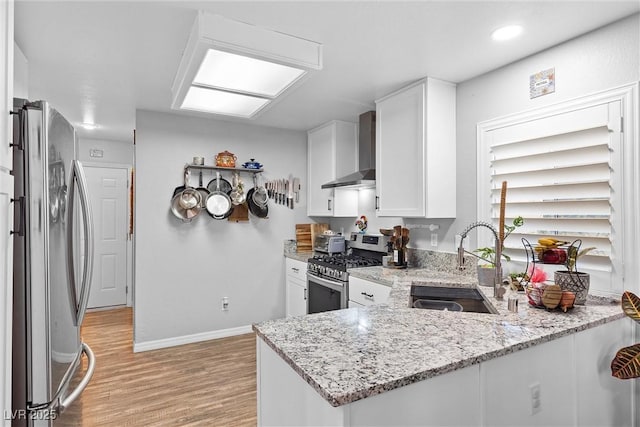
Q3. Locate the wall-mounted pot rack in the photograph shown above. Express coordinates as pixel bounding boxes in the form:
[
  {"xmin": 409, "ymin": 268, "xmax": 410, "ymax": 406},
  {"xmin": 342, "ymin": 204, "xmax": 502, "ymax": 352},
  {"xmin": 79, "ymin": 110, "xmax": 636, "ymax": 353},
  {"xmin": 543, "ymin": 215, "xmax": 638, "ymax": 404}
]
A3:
[{"xmin": 184, "ymin": 164, "xmax": 264, "ymax": 174}]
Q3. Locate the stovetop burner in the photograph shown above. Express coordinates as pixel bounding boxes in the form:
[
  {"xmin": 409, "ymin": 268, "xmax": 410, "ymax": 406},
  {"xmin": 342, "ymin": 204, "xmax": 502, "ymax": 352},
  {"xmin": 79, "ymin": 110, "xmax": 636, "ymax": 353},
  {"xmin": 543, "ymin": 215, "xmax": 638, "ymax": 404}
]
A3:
[{"xmin": 309, "ymin": 254, "xmax": 382, "ymax": 270}]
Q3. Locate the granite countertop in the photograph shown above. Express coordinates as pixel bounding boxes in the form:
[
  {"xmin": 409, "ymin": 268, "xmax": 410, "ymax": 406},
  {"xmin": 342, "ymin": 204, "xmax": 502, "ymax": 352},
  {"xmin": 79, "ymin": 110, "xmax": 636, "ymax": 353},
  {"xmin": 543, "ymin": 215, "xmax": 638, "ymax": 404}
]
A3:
[
  {"xmin": 284, "ymin": 251, "xmax": 314, "ymax": 263},
  {"xmin": 254, "ymin": 265, "xmax": 624, "ymax": 407}
]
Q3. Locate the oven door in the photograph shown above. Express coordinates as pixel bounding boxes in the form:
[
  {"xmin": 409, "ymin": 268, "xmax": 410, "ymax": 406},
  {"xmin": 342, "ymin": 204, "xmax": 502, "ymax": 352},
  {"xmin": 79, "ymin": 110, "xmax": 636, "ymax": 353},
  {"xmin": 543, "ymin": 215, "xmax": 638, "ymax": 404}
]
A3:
[{"xmin": 306, "ymin": 272, "xmax": 347, "ymax": 314}]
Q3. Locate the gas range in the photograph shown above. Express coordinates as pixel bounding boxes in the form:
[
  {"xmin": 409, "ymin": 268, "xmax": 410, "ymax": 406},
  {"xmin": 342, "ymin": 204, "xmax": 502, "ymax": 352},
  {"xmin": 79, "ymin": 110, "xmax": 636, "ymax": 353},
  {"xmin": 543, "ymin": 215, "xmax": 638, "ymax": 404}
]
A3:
[
  {"xmin": 307, "ymin": 254, "xmax": 382, "ymax": 282},
  {"xmin": 306, "ymin": 233, "xmax": 389, "ymax": 283}
]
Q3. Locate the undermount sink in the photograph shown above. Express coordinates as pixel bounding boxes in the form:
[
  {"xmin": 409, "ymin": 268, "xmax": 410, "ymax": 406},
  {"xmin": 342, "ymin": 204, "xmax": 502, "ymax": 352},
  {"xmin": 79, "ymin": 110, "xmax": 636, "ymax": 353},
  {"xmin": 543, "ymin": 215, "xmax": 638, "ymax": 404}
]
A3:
[{"xmin": 410, "ymin": 284, "xmax": 498, "ymax": 314}]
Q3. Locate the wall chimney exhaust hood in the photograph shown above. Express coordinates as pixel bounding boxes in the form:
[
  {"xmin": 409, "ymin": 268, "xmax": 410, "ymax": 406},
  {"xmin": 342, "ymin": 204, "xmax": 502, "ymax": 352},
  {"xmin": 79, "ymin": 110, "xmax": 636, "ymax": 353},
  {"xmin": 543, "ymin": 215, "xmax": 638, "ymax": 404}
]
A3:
[
  {"xmin": 171, "ymin": 12, "xmax": 322, "ymax": 119},
  {"xmin": 322, "ymin": 111, "xmax": 376, "ymax": 189}
]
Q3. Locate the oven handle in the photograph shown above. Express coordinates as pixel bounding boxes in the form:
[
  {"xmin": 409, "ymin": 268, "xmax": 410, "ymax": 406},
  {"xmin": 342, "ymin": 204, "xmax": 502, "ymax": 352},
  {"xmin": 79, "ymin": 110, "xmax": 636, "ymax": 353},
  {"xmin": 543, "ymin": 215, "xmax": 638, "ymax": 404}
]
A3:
[{"xmin": 306, "ymin": 272, "xmax": 345, "ymax": 293}]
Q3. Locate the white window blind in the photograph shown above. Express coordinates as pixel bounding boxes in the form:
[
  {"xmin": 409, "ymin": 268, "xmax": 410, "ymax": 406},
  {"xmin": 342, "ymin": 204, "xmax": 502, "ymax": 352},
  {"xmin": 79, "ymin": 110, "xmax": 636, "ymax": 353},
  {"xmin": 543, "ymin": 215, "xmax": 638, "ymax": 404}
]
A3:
[{"xmin": 481, "ymin": 100, "xmax": 624, "ymax": 296}]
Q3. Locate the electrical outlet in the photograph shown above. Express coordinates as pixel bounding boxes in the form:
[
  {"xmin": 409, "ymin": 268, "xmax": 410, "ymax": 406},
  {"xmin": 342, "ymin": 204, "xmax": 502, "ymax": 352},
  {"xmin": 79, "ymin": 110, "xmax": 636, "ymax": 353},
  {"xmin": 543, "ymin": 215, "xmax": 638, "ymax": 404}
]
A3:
[
  {"xmin": 530, "ymin": 382, "xmax": 541, "ymax": 415},
  {"xmin": 222, "ymin": 297, "xmax": 229, "ymax": 311},
  {"xmin": 430, "ymin": 233, "xmax": 438, "ymax": 247}
]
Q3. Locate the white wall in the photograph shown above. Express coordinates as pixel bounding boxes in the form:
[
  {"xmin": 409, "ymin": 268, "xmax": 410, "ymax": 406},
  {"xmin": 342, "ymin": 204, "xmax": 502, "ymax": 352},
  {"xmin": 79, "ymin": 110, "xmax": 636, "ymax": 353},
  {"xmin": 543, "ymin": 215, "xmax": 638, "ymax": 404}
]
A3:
[
  {"xmin": 13, "ymin": 42, "xmax": 27, "ymax": 100},
  {"xmin": 77, "ymin": 137, "xmax": 133, "ymax": 165},
  {"xmin": 134, "ymin": 110, "xmax": 309, "ymax": 349},
  {"xmin": 445, "ymin": 13, "xmax": 640, "ymax": 254}
]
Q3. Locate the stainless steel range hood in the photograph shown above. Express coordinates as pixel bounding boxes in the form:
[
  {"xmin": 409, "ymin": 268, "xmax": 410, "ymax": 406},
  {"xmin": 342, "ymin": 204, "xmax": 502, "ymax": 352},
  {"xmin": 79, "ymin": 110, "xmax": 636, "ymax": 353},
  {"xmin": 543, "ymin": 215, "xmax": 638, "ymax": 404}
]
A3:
[{"xmin": 322, "ymin": 111, "xmax": 376, "ymax": 189}]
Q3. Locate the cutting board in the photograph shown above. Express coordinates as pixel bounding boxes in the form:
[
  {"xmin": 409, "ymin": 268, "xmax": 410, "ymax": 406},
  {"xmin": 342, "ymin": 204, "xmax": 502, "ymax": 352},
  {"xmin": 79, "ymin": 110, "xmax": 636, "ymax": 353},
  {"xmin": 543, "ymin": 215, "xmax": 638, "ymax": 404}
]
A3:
[
  {"xmin": 227, "ymin": 203, "xmax": 249, "ymax": 222},
  {"xmin": 296, "ymin": 223, "xmax": 328, "ymax": 251}
]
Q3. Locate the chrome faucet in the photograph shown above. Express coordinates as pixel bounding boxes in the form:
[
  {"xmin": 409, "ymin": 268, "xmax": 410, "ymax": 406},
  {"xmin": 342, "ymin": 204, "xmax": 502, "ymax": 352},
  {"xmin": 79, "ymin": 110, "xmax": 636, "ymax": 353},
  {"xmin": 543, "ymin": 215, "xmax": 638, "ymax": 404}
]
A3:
[{"xmin": 457, "ymin": 221, "xmax": 505, "ymax": 299}]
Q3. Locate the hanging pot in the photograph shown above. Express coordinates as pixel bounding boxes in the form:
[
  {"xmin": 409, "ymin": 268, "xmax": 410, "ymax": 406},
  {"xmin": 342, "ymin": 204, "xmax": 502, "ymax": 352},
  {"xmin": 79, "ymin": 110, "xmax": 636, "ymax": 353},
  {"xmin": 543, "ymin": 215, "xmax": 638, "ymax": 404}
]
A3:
[
  {"xmin": 178, "ymin": 169, "xmax": 202, "ymax": 210},
  {"xmin": 251, "ymin": 174, "xmax": 268, "ymax": 207},
  {"xmin": 247, "ymin": 187, "xmax": 268, "ymax": 218},
  {"xmin": 205, "ymin": 171, "xmax": 234, "ymax": 219},
  {"xmin": 170, "ymin": 185, "xmax": 201, "ymax": 221}
]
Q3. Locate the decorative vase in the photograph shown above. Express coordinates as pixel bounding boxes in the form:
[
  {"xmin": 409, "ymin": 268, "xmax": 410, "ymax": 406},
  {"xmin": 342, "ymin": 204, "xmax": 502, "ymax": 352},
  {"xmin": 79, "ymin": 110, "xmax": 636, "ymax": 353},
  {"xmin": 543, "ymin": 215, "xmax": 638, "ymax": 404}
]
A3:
[
  {"xmin": 554, "ymin": 271, "xmax": 590, "ymax": 305},
  {"xmin": 477, "ymin": 265, "xmax": 496, "ymax": 287}
]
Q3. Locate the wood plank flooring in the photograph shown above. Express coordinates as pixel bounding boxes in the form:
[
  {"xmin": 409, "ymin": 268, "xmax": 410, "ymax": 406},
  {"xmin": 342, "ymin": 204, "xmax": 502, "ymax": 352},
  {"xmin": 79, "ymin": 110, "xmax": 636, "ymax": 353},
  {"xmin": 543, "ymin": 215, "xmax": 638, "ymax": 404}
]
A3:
[{"xmin": 65, "ymin": 307, "xmax": 257, "ymax": 426}]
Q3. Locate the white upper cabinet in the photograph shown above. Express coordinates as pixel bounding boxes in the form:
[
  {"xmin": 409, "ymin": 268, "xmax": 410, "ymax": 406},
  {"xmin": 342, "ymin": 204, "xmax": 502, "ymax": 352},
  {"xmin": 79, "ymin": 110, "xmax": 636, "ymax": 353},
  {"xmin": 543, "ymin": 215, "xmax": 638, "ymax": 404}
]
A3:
[
  {"xmin": 307, "ymin": 120, "xmax": 358, "ymax": 217},
  {"xmin": 375, "ymin": 78, "xmax": 456, "ymax": 218},
  {"xmin": 0, "ymin": 0, "xmax": 14, "ymax": 172}
]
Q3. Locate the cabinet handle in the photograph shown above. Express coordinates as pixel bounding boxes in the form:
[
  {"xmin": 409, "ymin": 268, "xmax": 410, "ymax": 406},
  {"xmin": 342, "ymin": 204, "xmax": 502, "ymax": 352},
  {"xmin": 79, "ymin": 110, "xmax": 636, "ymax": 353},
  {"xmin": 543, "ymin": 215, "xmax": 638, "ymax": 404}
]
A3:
[
  {"xmin": 361, "ymin": 292, "xmax": 374, "ymax": 300},
  {"xmin": 291, "ymin": 267, "xmax": 299, "ymax": 273},
  {"xmin": 304, "ymin": 289, "xmax": 307, "ymax": 300},
  {"xmin": 375, "ymin": 196, "xmax": 379, "ymax": 210},
  {"xmin": 327, "ymin": 199, "xmax": 332, "ymax": 211},
  {"xmin": 10, "ymin": 197, "xmax": 25, "ymax": 237}
]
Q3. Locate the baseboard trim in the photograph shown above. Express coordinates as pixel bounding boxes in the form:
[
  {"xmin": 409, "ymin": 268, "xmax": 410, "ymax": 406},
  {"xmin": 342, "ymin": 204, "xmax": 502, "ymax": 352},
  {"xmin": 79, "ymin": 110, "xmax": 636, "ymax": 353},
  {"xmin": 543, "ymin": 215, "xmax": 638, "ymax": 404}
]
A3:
[{"xmin": 132, "ymin": 324, "xmax": 254, "ymax": 353}]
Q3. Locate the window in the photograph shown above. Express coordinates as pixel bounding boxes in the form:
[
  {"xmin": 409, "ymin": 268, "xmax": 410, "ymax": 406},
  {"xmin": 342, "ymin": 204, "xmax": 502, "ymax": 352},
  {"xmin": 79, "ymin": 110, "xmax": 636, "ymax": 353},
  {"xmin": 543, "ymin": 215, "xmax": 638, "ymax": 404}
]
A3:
[{"xmin": 477, "ymin": 85, "xmax": 637, "ymax": 298}]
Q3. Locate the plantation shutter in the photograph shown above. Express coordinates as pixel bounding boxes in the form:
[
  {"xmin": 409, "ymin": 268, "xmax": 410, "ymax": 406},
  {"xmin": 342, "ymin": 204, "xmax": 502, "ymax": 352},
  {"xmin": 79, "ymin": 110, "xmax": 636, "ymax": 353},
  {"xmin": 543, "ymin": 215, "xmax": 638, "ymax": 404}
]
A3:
[{"xmin": 486, "ymin": 101, "xmax": 623, "ymax": 294}]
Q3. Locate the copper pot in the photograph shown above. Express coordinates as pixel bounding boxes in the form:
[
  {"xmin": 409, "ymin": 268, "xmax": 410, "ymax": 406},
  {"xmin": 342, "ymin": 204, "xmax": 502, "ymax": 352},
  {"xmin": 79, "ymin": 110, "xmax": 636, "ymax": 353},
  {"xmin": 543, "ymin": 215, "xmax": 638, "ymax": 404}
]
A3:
[{"xmin": 215, "ymin": 150, "xmax": 237, "ymax": 168}]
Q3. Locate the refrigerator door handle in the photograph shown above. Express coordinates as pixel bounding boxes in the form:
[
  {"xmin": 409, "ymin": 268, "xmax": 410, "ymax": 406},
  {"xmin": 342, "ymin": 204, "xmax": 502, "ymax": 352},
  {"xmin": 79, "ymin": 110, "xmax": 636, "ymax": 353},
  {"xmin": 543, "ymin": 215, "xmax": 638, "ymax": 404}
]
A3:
[
  {"xmin": 58, "ymin": 342, "xmax": 96, "ymax": 412},
  {"xmin": 66, "ymin": 160, "xmax": 94, "ymax": 326}
]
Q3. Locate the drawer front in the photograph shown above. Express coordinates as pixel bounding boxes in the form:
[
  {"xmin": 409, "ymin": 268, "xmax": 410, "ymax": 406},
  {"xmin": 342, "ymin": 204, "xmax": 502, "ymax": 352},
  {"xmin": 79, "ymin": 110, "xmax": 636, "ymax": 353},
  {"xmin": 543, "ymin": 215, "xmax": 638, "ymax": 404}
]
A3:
[
  {"xmin": 349, "ymin": 276, "xmax": 391, "ymax": 306},
  {"xmin": 285, "ymin": 258, "xmax": 307, "ymax": 281}
]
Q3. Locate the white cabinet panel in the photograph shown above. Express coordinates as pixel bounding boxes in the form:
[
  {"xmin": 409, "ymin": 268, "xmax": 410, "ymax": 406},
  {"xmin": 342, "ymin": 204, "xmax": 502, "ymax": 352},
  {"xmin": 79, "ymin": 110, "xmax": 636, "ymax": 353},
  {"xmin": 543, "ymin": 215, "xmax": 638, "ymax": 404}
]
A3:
[
  {"xmin": 0, "ymin": 172, "xmax": 13, "ymax": 426},
  {"xmin": 348, "ymin": 276, "xmax": 390, "ymax": 306},
  {"xmin": 285, "ymin": 258, "xmax": 307, "ymax": 317},
  {"xmin": 0, "ymin": 0, "xmax": 13, "ymax": 172},
  {"xmin": 375, "ymin": 78, "xmax": 456, "ymax": 218},
  {"xmin": 307, "ymin": 120, "xmax": 358, "ymax": 217}
]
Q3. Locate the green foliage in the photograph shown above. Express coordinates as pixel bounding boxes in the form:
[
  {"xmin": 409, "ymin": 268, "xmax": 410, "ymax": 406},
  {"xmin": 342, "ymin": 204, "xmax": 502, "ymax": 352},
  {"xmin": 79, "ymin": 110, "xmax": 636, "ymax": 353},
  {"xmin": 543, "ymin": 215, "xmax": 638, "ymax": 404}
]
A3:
[{"xmin": 611, "ymin": 291, "xmax": 640, "ymax": 380}]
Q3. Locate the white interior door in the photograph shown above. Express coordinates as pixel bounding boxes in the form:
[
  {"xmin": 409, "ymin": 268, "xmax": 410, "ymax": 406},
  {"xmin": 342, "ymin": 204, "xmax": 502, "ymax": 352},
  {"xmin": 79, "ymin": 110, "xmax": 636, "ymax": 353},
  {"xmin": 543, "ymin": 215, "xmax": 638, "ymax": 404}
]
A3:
[{"xmin": 84, "ymin": 166, "xmax": 128, "ymax": 308}]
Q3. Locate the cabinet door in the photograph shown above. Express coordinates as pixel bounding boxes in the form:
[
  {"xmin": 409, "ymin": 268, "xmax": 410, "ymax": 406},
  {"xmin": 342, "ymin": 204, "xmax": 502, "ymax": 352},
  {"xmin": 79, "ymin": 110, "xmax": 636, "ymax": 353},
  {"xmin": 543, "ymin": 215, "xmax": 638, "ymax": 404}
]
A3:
[
  {"xmin": 0, "ymin": 0, "xmax": 13, "ymax": 172},
  {"xmin": 286, "ymin": 278, "xmax": 307, "ymax": 317},
  {"xmin": 376, "ymin": 82, "xmax": 426, "ymax": 217},
  {"xmin": 307, "ymin": 124, "xmax": 335, "ymax": 216},
  {"xmin": 0, "ymin": 172, "xmax": 13, "ymax": 418}
]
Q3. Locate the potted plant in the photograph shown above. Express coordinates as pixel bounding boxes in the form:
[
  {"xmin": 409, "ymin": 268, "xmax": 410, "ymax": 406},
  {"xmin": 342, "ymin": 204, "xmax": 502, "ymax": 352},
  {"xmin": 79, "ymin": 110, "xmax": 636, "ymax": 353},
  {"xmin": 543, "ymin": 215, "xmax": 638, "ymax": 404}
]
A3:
[
  {"xmin": 611, "ymin": 291, "xmax": 640, "ymax": 379},
  {"xmin": 553, "ymin": 241, "xmax": 595, "ymax": 305},
  {"xmin": 474, "ymin": 216, "xmax": 524, "ymax": 287}
]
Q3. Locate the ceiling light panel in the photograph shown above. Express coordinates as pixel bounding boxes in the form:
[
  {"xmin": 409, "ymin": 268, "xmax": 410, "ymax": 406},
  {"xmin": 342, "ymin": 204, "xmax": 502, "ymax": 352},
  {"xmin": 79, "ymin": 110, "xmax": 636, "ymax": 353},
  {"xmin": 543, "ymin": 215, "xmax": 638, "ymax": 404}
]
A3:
[
  {"xmin": 181, "ymin": 86, "xmax": 270, "ymax": 118},
  {"xmin": 171, "ymin": 12, "xmax": 322, "ymax": 119},
  {"xmin": 194, "ymin": 49, "xmax": 306, "ymax": 97}
]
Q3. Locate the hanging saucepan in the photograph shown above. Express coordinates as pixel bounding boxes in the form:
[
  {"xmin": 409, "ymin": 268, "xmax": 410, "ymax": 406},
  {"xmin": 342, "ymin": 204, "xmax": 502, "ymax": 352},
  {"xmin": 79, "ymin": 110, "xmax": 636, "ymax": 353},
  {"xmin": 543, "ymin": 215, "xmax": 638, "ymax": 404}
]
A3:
[
  {"xmin": 205, "ymin": 171, "xmax": 233, "ymax": 219},
  {"xmin": 247, "ymin": 176, "xmax": 268, "ymax": 219},
  {"xmin": 178, "ymin": 169, "xmax": 202, "ymax": 211},
  {"xmin": 206, "ymin": 174, "xmax": 232, "ymax": 194},
  {"xmin": 251, "ymin": 174, "xmax": 268, "ymax": 208},
  {"xmin": 170, "ymin": 185, "xmax": 201, "ymax": 221}
]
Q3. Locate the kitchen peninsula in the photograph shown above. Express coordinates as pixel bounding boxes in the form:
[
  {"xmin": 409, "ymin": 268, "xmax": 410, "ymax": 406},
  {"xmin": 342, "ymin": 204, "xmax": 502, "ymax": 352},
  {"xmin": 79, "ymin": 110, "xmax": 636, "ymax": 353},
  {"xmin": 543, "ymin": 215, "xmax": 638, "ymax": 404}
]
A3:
[{"xmin": 253, "ymin": 267, "xmax": 633, "ymax": 426}]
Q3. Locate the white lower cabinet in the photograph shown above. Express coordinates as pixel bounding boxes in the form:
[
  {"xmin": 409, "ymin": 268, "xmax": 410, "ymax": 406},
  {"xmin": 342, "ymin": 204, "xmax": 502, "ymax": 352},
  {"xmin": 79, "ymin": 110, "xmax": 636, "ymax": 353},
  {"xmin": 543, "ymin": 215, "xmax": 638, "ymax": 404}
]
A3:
[
  {"xmin": 348, "ymin": 276, "xmax": 391, "ymax": 306},
  {"xmin": 285, "ymin": 258, "xmax": 307, "ymax": 317}
]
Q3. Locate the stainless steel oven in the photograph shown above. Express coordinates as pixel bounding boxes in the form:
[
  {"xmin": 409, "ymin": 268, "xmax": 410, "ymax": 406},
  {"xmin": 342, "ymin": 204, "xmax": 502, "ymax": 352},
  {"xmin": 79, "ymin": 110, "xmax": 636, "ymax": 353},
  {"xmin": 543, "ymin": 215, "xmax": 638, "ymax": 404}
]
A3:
[
  {"xmin": 306, "ymin": 233, "xmax": 389, "ymax": 314},
  {"xmin": 306, "ymin": 272, "xmax": 347, "ymax": 314}
]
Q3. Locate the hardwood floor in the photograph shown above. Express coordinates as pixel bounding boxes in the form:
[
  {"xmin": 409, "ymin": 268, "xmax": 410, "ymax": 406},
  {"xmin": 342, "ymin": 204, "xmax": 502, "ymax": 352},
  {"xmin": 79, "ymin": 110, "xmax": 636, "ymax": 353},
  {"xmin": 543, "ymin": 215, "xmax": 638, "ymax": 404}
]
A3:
[{"xmin": 66, "ymin": 308, "xmax": 257, "ymax": 426}]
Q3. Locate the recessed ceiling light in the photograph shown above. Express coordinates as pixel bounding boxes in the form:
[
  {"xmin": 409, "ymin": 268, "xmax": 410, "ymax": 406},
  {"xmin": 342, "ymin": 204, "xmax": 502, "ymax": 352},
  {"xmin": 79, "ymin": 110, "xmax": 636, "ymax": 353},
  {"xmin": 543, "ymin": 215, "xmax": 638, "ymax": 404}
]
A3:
[{"xmin": 491, "ymin": 25, "xmax": 523, "ymax": 41}]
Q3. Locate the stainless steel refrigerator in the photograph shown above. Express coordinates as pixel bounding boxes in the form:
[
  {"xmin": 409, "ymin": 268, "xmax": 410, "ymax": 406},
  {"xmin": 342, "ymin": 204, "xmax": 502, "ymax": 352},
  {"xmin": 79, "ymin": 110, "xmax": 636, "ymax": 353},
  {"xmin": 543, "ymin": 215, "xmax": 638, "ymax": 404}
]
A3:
[{"xmin": 11, "ymin": 99, "xmax": 95, "ymax": 426}]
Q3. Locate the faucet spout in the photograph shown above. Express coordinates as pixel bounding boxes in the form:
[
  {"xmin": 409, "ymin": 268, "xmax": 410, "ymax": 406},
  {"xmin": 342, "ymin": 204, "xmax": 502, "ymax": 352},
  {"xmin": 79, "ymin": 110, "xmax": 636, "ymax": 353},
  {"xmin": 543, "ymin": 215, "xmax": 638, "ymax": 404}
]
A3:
[{"xmin": 457, "ymin": 221, "xmax": 504, "ymax": 298}]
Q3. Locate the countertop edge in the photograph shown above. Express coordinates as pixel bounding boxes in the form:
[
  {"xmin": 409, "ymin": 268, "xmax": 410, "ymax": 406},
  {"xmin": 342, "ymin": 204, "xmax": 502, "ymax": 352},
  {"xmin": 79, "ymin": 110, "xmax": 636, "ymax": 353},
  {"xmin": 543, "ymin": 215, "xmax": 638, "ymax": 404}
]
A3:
[{"xmin": 252, "ymin": 326, "xmax": 342, "ymax": 407}]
